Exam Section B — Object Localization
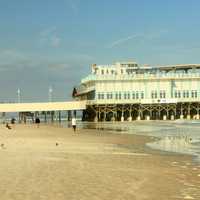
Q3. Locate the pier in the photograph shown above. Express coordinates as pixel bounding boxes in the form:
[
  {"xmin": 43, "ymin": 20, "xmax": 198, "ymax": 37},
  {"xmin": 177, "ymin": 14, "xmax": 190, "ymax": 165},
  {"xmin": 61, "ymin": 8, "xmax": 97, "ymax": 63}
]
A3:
[{"xmin": 0, "ymin": 101, "xmax": 86, "ymax": 123}]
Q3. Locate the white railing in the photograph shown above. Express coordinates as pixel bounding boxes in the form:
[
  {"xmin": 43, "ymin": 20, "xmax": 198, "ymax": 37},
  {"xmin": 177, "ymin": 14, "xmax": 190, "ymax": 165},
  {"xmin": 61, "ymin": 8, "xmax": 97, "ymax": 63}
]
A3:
[
  {"xmin": 86, "ymin": 98, "xmax": 200, "ymax": 105},
  {"xmin": 81, "ymin": 73, "xmax": 200, "ymax": 83}
]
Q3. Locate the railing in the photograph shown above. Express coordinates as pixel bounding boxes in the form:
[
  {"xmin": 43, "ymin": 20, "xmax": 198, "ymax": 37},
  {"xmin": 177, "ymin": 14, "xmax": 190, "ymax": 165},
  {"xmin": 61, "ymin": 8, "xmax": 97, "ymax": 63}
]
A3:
[
  {"xmin": 81, "ymin": 73, "xmax": 200, "ymax": 83},
  {"xmin": 86, "ymin": 98, "xmax": 200, "ymax": 105}
]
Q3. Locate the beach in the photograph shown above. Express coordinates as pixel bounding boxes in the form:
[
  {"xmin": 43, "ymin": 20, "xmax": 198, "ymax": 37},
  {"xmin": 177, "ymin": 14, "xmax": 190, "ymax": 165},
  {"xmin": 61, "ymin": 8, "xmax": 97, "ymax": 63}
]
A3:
[{"xmin": 0, "ymin": 124, "xmax": 200, "ymax": 200}]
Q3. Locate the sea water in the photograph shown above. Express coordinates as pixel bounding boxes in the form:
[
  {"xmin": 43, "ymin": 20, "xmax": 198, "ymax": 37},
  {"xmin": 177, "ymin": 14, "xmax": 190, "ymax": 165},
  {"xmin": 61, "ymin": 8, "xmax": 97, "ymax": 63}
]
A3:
[{"xmin": 78, "ymin": 120, "xmax": 200, "ymax": 162}]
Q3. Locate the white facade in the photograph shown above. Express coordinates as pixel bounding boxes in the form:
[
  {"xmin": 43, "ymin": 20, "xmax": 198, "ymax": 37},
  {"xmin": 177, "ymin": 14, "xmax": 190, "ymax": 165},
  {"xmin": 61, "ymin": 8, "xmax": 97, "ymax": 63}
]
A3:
[{"xmin": 77, "ymin": 62, "xmax": 200, "ymax": 105}]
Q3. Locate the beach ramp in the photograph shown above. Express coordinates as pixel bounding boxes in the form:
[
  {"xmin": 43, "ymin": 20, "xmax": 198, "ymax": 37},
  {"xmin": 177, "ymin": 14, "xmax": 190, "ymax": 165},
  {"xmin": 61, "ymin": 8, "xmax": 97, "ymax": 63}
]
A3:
[{"xmin": 0, "ymin": 101, "xmax": 86, "ymax": 112}]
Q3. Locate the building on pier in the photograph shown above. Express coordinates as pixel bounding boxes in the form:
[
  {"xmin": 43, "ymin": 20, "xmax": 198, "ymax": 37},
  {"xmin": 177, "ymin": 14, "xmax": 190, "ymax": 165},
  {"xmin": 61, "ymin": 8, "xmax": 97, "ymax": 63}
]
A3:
[{"xmin": 76, "ymin": 61, "xmax": 200, "ymax": 121}]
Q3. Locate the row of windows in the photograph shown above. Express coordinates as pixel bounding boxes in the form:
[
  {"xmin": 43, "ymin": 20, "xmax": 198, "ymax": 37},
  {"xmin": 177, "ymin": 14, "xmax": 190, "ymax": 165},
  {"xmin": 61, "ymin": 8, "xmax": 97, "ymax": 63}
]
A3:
[
  {"xmin": 97, "ymin": 92, "xmax": 145, "ymax": 100},
  {"xmin": 173, "ymin": 90, "xmax": 198, "ymax": 98},
  {"xmin": 97, "ymin": 90, "xmax": 199, "ymax": 100},
  {"xmin": 151, "ymin": 90, "xmax": 166, "ymax": 99}
]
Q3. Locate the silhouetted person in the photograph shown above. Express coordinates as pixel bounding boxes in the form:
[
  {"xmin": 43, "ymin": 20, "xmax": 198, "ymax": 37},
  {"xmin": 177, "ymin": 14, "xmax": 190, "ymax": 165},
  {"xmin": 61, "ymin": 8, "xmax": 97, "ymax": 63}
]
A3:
[
  {"xmin": 35, "ymin": 117, "xmax": 40, "ymax": 128},
  {"xmin": 6, "ymin": 123, "xmax": 11, "ymax": 129},
  {"xmin": 11, "ymin": 118, "xmax": 15, "ymax": 124}
]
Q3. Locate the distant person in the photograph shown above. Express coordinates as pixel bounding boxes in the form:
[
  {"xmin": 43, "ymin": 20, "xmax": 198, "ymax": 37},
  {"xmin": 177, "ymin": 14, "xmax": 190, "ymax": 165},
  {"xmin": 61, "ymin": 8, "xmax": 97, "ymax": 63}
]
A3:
[
  {"xmin": 11, "ymin": 118, "xmax": 16, "ymax": 124},
  {"xmin": 6, "ymin": 123, "xmax": 11, "ymax": 130},
  {"xmin": 72, "ymin": 117, "xmax": 76, "ymax": 132},
  {"xmin": 35, "ymin": 117, "xmax": 40, "ymax": 128}
]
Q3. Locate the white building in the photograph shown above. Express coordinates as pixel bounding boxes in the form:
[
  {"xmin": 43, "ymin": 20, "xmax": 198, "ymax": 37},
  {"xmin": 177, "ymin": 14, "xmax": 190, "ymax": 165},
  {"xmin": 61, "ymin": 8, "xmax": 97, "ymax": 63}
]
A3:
[{"xmin": 76, "ymin": 61, "xmax": 200, "ymax": 121}]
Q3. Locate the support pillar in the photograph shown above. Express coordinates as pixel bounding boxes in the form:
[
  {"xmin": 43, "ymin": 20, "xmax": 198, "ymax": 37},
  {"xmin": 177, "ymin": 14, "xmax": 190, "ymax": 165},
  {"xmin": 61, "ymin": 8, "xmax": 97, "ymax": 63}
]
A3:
[
  {"xmin": 58, "ymin": 111, "xmax": 61, "ymax": 123},
  {"xmin": 51, "ymin": 111, "xmax": 54, "ymax": 122},
  {"xmin": 146, "ymin": 115, "xmax": 150, "ymax": 120},
  {"xmin": 68, "ymin": 111, "xmax": 71, "ymax": 121},
  {"xmin": 180, "ymin": 103, "xmax": 183, "ymax": 119},
  {"xmin": 44, "ymin": 111, "xmax": 47, "ymax": 123},
  {"xmin": 121, "ymin": 106, "xmax": 124, "ymax": 122},
  {"xmin": 163, "ymin": 115, "xmax": 167, "ymax": 120},
  {"xmin": 187, "ymin": 115, "xmax": 191, "ymax": 120},
  {"xmin": 187, "ymin": 104, "xmax": 191, "ymax": 120},
  {"xmin": 137, "ymin": 116, "xmax": 141, "ymax": 120}
]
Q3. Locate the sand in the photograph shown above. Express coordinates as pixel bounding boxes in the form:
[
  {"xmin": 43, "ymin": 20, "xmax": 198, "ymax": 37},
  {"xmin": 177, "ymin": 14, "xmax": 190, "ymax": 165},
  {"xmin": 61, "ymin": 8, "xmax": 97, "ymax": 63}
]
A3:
[{"xmin": 0, "ymin": 124, "xmax": 199, "ymax": 200}]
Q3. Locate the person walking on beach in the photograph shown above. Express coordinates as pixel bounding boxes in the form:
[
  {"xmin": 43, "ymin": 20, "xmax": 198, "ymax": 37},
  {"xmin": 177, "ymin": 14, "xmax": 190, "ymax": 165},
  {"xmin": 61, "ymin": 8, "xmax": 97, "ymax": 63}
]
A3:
[
  {"xmin": 35, "ymin": 117, "xmax": 40, "ymax": 128},
  {"xmin": 72, "ymin": 116, "xmax": 76, "ymax": 132}
]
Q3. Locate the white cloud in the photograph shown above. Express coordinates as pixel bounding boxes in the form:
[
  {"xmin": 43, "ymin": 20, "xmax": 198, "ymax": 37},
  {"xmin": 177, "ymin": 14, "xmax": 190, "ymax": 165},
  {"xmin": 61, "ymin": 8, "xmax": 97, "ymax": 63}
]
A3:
[
  {"xmin": 107, "ymin": 30, "xmax": 168, "ymax": 48},
  {"xmin": 51, "ymin": 36, "xmax": 61, "ymax": 48},
  {"xmin": 65, "ymin": 0, "xmax": 79, "ymax": 14},
  {"xmin": 39, "ymin": 27, "xmax": 62, "ymax": 48},
  {"xmin": 108, "ymin": 34, "xmax": 141, "ymax": 48}
]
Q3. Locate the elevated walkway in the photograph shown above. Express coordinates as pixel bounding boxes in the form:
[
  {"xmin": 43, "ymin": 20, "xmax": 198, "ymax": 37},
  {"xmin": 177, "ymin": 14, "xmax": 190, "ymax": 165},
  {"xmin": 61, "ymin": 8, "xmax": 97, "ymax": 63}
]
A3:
[{"xmin": 0, "ymin": 101, "xmax": 86, "ymax": 113}]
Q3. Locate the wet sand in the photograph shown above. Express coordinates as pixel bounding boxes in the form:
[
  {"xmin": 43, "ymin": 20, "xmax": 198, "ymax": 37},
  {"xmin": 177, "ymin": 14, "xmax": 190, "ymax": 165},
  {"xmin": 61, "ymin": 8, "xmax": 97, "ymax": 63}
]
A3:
[{"xmin": 0, "ymin": 124, "xmax": 200, "ymax": 200}]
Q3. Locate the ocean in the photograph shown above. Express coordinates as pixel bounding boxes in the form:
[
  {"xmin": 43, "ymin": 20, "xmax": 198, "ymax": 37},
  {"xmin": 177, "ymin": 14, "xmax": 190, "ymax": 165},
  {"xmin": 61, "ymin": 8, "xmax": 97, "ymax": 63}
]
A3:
[{"xmin": 75, "ymin": 120, "xmax": 200, "ymax": 163}]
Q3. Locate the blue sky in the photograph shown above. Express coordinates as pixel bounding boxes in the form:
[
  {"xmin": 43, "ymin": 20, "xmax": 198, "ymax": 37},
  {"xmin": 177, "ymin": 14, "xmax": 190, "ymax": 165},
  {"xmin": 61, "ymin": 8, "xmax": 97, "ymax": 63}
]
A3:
[{"xmin": 0, "ymin": 0, "xmax": 200, "ymax": 102}]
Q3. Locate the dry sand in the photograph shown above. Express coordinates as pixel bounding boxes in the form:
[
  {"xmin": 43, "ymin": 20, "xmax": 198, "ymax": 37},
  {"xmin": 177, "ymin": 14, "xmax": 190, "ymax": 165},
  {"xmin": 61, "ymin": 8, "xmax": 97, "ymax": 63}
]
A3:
[{"xmin": 0, "ymin": 124, "xmax": 200, "ymax": 200}]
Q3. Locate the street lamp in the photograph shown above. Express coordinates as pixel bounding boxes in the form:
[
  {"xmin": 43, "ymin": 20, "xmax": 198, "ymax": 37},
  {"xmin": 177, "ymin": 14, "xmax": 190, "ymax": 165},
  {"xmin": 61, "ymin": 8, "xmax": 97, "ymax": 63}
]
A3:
[
  {"xmin": 48, "ymin": 86, "xmax": 53, "ymax": 102},
  {"xmin": 17, "ymin": 88, "xmax": 21, "ymax": 103}
]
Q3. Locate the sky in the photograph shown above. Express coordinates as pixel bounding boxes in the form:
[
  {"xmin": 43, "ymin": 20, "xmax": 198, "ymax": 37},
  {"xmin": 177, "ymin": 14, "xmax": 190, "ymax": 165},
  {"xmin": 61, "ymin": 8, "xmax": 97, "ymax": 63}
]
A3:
[{"xmin": 0, "ymin": 0, "xmax": 200, "ymax": 102}]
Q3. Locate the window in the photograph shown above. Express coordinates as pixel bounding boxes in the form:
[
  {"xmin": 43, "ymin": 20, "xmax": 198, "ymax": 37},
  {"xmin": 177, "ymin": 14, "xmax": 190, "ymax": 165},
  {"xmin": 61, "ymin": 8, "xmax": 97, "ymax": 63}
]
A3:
[
  {"xmin": 119, "ymin": 93, "xmax": 121, "ymax": 99},
  {"xmin": 127, "ymin": 93, "xmax": 130, "ymax": 99},
  {"xmin": 195, "ymin": 91, "xmax": 198, "ymax": 98},
  {"xmin": 186, "ymin": 91, "xmax": 189, "ymax": 98},
  {"xmin": 178, "ymin": 91, "xmax": 181, "ymax": 98},
  {"xmin": 191, "ymin": 90, "xmax": 197, "ymax": 98},
  {"xmin": 151, "ymin": 91, "xmax": 157, "ymax": 99},
  {"xmin": 183, "ymin": 91, "xmax": 186, "ymax": 98},
  {"xmin": 101, "ymin": 69, "xmax": 104, "ymax": 75},
  {"xmin": 98, "ymin": 93, "xmax": 101, "ymax": 99},
  {"xmin": 141, "ymin": 91, "xmax": 144, "ymax": 99},
  {"xmin": 115, "ymin": 93, "xmax": 118, "ymax": 99},
  {"xmin": 124, "ymin": 93, "xmax": 127, "ymax": 99},
  {"xmin": 174, "ymin": 91, "xmax": 177, "ymax": 98},
  {"xmin": 132, "ymin": 92, "xmax": 135, "ymax": 99},
  {"xmin": 136, "ymin": 91, "xmax": 139, "ymax": 99},
  {"xmin": 160, "ymin": 90, "xmax": 166, "ymax": 98}
]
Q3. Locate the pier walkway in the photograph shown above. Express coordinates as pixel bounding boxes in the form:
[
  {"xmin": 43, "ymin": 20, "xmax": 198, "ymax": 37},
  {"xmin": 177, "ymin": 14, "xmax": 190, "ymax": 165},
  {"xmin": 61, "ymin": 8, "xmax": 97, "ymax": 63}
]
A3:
[{"xmin": 0, "ymin": 101, "xmax": 86, "ymax": 113}]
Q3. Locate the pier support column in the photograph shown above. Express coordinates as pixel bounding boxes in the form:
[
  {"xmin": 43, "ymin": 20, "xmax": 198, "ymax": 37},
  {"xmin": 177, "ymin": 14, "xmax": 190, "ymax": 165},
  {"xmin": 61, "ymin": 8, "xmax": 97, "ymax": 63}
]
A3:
[
  {"xmin": 187, "ymin": 104, "xmax": 191, "ymax": 120},
  {"xmin": 137, "ymin": 116, "xmax": 141, "ymax": 120},
  {"xmin": 187, "ymin": 115, "xmax": 191, "ymax": 120},
  {"xmin": 163, "ymin": 115, "xmax": 167, "ymax": 120},
  {"xmin": 171, "ymin": 115, "xmax": 175, "ymax": 120},
  {"xmin": 58, "ymin": 111, "xmax": 61, "ymax": 123},
  {"xmin": 121, "ymin": 106, "xmax": 124, "ymax": 122},
  {"xmin": 180, "ymin": 115, "xmax": 184, "ymax": 119},
  {"xmin": 68, "ymin": 111, "xmax": 71, "ymax": 121},
  {"xmin": 128, "ymin": 116, "xmax": 132, "ymax": 121},
  {"xmin": 94, "ymin": 116, "xmax": 98, "ymax": 122},
  {"xmin": 51, "ymin": 111, "xmax": 54, "ymax": 122},
  {"xmin": 196, "ymin": 114, "xmax": 200, "ymax": 120},
  {"xmin": 111, "ymin": 112, "xmax": 115, "ymax": 122},
  {"xmin": 103, "ymin": 112, "xmax": 106, "ymax": 121},
  {"xmin": 44, "ymin": 112, "xmax": 47, "ymax": 123},
  {"xmin": 146, "ymin": 115, "xmax": 150, "ymax": 120}
]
